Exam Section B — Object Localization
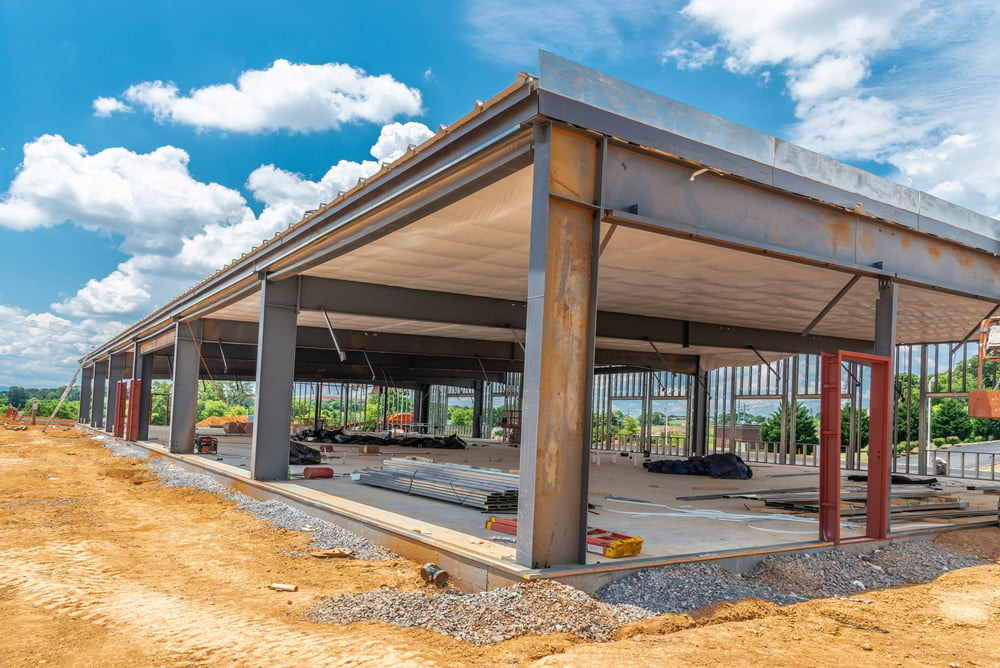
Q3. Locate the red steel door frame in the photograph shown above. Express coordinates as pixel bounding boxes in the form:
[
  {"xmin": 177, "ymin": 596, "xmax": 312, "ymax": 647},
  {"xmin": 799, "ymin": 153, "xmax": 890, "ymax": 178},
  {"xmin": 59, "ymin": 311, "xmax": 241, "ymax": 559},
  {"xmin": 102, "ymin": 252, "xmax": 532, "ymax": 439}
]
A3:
[
  {"xmin": 125, "ymin": 378, "xmax": 141, "ymax": 441},
  {"xmin": 819, "ymin": 351, "xmax": 892, "ymax": 544},
  {"xmin": 112, "ymin": 380, "xmax": 128, "ymax": 438}
]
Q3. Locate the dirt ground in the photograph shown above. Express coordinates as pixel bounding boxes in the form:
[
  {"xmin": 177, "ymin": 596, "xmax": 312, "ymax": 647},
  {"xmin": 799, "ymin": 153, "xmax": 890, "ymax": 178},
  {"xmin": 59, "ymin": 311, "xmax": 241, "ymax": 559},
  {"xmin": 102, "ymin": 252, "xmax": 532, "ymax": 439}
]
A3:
[{"xmin": 2, "ymin": 426, "xmax": 999, "ymax": 667}]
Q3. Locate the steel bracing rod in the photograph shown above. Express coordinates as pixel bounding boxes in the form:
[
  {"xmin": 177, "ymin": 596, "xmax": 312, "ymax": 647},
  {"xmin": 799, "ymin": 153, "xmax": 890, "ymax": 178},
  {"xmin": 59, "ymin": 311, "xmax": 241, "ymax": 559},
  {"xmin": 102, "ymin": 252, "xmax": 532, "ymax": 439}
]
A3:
[
  {"xmin": 749, "ymin": 346, "xmax": 782, "ymax": 380},
  {"xmin": 598, "ymin": 224, "xmax": 618, "ymax": 257},
  {"xmin": 361, "ymin": 349, "xmax": 376, "ymax": 380},
  {"xmin": 801, "ymin": 275, "xmax": 863, "ymax": 336},
  {"xmin": 217, "ymin": 340, "xmax": 228, "ymax": 373},
  {"xmin": 950, "ymin": 304, "xmax": 1000, "ymax": 356},
  {"xmin": 321, "ymin": 308, "xmax": 348, "ymax": 362}
]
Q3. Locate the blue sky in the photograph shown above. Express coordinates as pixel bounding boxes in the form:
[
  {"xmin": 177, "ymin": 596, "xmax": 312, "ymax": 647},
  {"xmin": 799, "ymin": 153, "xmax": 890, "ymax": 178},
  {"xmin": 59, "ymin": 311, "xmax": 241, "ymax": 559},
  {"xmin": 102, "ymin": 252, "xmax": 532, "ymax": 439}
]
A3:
[{"xmin": 2, "ymin": 0, "xmax": 998, "ymax": 387}]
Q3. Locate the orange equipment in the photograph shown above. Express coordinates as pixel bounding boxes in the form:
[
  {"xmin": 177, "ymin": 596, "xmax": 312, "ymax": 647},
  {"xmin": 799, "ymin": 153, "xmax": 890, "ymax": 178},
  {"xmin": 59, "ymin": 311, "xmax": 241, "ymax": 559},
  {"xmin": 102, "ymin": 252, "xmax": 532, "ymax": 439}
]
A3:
[{"xmin": 969, "ymin": 316, "xmax": 1000, "ymax": 418}]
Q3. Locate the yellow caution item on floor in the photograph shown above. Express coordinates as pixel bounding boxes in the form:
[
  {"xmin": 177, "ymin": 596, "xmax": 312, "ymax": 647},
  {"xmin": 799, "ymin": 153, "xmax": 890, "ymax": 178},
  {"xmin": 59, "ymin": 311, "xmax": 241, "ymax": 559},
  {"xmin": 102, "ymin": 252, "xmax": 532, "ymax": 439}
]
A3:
[{"xmin": 485, "ymin": 517, "xmax": 642, "ymax": 558}]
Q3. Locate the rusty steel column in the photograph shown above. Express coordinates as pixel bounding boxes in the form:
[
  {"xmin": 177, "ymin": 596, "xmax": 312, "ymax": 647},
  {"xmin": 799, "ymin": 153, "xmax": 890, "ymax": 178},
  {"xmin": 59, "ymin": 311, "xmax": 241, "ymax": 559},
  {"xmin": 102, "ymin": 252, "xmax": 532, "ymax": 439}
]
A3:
[
  {"xmin": 133, "ymin": 341, "xmax": 154, "ymax": 442},
  {"xmin": 251, "ymin": 276, "xmax": 299, "ymax": 481},
  {"xmin": 516, "ymin": 124, "xmax": 601, "ymax": 569},
  {"xmin": 169, "ymin": 319, "xmax": 202, "ymax": 453}
]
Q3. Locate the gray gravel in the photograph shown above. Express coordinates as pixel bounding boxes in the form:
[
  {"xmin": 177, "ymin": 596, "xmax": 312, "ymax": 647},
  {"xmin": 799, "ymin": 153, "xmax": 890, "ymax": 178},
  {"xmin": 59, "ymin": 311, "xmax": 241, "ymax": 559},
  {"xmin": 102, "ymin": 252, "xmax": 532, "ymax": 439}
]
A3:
[
  {"xmin": 599, "ymin": 539, "xmax": 989, "ymax": 612},
  {"xmin": 308, "ymin": 579, "xmax": 649, "ymax": 644},
  {"xmin": 109, "ymin": 447, "xmax": 398, "ymax": 561},
  {"xmin": 597, "ymin": 562, "xmax": 802, "ymax": 612}
]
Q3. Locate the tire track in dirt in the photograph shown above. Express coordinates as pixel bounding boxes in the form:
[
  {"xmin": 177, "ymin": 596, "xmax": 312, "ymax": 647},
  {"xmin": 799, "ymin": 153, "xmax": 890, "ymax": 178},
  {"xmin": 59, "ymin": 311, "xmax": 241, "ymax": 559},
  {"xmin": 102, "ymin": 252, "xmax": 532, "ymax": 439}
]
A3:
[{"xmin": 0, "ymin": 544, "xmax": 439, "ymax": 667}]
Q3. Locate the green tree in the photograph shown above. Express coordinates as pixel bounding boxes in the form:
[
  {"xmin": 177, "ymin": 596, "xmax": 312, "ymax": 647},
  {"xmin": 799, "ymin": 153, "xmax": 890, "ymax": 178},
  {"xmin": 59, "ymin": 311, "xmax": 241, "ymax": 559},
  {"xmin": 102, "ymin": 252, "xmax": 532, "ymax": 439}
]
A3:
[
  {"xmin": 448, "ymin": 406, "xmax": 473, "ymax": 426},
  {"xmin": 6, "ymin": 386, "xmax": 29, "ymax": 408},
  {"xmin": 931, "ymin": 398, "xmax": 972, "ymax": 440},
  {"xmin": 841, "ymin": 406, "xmax": 870, "ymax": 448},
  {"xmin": 759, "ymin": 403, "xmax": 818, "ymax": 445}
]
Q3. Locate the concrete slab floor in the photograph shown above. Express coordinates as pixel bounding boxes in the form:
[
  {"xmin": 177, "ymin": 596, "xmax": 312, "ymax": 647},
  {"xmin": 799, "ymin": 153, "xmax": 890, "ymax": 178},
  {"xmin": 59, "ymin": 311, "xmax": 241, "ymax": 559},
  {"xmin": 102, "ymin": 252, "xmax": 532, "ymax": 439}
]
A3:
[{"xmin": 144, "ymin": 425, "xmax": 998, "ymax": 567}]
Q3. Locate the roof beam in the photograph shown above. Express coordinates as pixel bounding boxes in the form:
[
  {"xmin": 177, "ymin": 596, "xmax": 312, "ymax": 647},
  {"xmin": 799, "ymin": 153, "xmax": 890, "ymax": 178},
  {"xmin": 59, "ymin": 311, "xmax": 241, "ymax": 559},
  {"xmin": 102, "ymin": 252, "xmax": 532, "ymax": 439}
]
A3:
[{"xmin": 294, "ymin": 278, "xmax": 874, "ymax": 355}]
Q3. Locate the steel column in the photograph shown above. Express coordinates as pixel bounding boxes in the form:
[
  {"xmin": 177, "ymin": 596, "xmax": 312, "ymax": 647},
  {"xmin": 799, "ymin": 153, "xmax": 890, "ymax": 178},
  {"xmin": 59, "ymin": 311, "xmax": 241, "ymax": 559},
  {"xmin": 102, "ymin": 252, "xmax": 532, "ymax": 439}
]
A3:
[
  {"xmin": 472, "ymin": 380, "xmax": 484, "ymax": 439},
  {"xmin": 866, "ymin": 353, "xmax": 893, "ymax": 540},
  {"xmin": 689, "ymin": 370, "xmax": 709, "ymax": 456},
  {"xmin": 135, "ymin": 352, "xmax": 154, "ymax": 442},
  {"xmin": 251, "ymin": 276, "xmax": 299, "ymax": 481},
  {"xmin": 516, "ymin": 124, "xmax": 600, "ymax": 569},
  {"xmin": 819, "ymin": 353, "xmax": 842, "ymax": 543},
  {"xmin": 169, "ymin": 320, "xmax": 202, "ymax": 453},
  {"xmin": 917, "ymin": 345, "xmax": 930, "ymax": 476},
  {"xmin": 875, "ymin": 278, "xmax": 898, "ymax": 360},
  {"xmin": 91, "ymin": 360, "xmax": 107, "ymax": 429},
  {"xmin": 79, "ymin": 365, "xmax": 93, "ymax": 424},
  {"xmin": 106, "ymin": 353, "xmax": 125, "ymax": 434}
]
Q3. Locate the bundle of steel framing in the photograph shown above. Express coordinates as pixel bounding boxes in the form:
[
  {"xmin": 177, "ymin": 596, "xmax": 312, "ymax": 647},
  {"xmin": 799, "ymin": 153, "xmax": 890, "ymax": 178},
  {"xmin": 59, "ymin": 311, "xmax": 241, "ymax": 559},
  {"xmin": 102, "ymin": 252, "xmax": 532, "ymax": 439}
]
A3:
[{"xmin": 356, "ymin": 458, "xmax": 519, "ymax": 511}]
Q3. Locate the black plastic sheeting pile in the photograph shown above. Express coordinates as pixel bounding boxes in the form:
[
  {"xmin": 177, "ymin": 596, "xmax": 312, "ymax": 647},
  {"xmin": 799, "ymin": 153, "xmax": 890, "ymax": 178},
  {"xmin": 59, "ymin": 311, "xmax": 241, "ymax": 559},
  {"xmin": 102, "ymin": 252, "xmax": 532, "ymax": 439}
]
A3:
[
  {"xmin": 643, "ymin": 453, "xmax": 753, "ymax": 480},
  {"xmin": 293, "ymin": 428, "xmax": 467, "ymax": 450}
]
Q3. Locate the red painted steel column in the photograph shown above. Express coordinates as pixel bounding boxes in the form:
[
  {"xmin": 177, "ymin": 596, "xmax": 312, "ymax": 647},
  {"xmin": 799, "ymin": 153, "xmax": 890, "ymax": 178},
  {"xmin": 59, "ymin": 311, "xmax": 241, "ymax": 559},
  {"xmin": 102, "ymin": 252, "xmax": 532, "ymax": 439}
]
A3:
[
  {"xmin": 819, "ymin": 352, "xmax": 842, "ymax": 543},
  {"xmin": 125, "ymin": 379, "xmax": 141, "ymax": 441},
  {"xmin": 866, "ymin": 356, "xmax": 892, "ymax": 539},
  {"xmin": 113, "ymin": 380, "xmax": 128, "ymax": 438}
]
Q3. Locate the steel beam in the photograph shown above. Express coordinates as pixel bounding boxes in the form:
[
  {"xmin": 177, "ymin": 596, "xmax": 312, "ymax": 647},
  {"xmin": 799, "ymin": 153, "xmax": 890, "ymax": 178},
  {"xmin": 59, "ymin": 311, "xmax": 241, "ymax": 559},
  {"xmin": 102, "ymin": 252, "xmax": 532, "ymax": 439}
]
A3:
[
  {"xmin": 517, "ymin": 124, "xmax": 600, "ymax": 569},
  {"xmin": 79, "ymin": 365, "xmax": 93, "ymax": 424},
  {"xmin": 201, "ymin": 318, "xmax": 700, "ymax": 371},
  {"xmin": 251, "ymin": 277, "xmax": 299, "ymax": 481},
  {"xmin": 294, "ymin": 280, "xmax": 874, "ymax": 355},
  {"xmin": 169, "ymin": 320, "xmax": 202, "ymax": 453},
  {"xmin": 91, "ymin": 360, "xmax": 107, "ymax": 429}
]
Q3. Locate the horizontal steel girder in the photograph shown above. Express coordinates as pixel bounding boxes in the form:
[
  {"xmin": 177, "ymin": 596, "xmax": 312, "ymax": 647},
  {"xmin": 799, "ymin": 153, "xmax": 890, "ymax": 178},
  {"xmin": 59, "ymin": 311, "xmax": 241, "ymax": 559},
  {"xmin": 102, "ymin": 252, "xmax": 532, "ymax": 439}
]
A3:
[
  {"xmin": 295, "ymin": 278, "xmax": 873, "ymax": 355},
  {"xmin": 200, "ymin": 319, "xmax": 701, "ymax": 372}
]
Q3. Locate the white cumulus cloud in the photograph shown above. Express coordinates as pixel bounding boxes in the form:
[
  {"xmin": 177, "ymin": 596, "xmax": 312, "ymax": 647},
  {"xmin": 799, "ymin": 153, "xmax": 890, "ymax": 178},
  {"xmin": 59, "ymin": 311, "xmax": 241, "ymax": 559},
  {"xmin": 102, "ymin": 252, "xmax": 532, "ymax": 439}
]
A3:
[
  {"xmin": 0, "ymin": 305, "xmax": 125, "ymax": 387},
  {"xmin": 0, "ymin": 135, "xmax": 249, "ymax": 254},
  {"xmin": 114, "ymin": 59, "xmax": 423, "ymax": 133},
  {"xmin": 92, "ymin": 96, "xmax": 132, "ymax": 117},
  {"xmin": 0, "ymin": 120, "xmax": 433, "ymax": 331},
  {"xmin": 666, "ymin": 0, "xmax": 1000, "ymax": 218}
]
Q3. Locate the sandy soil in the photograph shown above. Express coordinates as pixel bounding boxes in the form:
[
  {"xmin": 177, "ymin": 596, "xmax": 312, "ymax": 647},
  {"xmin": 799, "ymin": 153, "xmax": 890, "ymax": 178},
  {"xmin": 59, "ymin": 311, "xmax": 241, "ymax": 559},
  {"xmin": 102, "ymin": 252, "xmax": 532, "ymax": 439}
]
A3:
[{"xmin": 2, "ymin": 425, "xmax": 999, "ymax": 667}]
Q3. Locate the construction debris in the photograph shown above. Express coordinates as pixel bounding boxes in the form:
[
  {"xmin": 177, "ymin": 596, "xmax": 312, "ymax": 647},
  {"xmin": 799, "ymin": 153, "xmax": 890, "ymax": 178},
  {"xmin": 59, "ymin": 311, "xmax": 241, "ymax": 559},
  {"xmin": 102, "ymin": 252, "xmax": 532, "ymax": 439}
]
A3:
[
  {"xmin": 486, "ymin": 516, "xmax": 642, "ymax": 558},
  {"xmin": 269, "ymin": 583, "xmax": 298, "ymax": 592},
  {"xmin": 310, "ymin": 548, "xmax": 353, "ymax": 559},
  {"xmin": 294, "ymin": 428, "xmax": 467, "ymax": 449},
  {"xmin": 356, "ymin": 459, "xmax": 517, "ymax": 511}
]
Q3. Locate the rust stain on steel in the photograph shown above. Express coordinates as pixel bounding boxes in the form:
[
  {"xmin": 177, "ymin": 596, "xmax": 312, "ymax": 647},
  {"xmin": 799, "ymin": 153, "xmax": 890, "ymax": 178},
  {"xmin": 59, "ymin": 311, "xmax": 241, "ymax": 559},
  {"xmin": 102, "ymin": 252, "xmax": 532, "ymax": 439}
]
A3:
[
  {"xmin": 956, "ymin": 253, "xmax": 974, "ymax": 268},
  {"xmin": 927, "ymin": 246, "xmax": 942, "ymax": 260},
  {"xmin": 825, "ymin": 215, "xmax": 854, "ymax": 258},
  {"xmin": 858, "ymin": 230, "xmax": 875, "ymax": 255}
]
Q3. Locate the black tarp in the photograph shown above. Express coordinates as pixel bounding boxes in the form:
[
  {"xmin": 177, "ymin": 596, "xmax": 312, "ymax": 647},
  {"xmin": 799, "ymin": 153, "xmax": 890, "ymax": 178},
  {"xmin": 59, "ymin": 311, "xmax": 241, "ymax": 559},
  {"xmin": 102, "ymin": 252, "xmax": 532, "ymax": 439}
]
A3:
[
  {"xmin": 643, "ymin": 453, "xmax": 753, "ymax": 480},
  {"xmin": 288, "ymin": 441, "xmax": 322, "ymax": 465}
]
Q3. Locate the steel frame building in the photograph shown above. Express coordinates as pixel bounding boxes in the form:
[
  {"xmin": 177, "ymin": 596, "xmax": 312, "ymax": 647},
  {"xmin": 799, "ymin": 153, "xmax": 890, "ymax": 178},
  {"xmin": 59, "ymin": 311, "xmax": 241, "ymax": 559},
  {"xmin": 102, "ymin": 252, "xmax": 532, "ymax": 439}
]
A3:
[{"xmin": 79, "ymin": 53, "xmax": 1000, "ymax": 570}]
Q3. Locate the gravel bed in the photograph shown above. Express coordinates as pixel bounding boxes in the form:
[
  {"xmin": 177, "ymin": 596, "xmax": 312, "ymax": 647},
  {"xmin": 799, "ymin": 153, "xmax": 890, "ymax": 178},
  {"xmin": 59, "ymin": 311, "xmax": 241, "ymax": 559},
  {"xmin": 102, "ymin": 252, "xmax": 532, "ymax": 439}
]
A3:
[
  {"xmin": 597, "ymin": 562, "xmax": 803, "ymax": 612},
  {"xmin": 101, "ymin": 437, "xmax": 150, "ymax": 459},
  {"xmin": 308, "ymin": 579, "xmax": 650, "ymax": 644},
  {"xmin": 229, "ymin": 498, "xmax": 398, "ymax": 561},
  {"xmin": 599, "ymin": 540, "xmax": 989, "ymax": 614},
  {"xmin": 106, "ymin": 446, "xmax": 397, "ymax": 561}
]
